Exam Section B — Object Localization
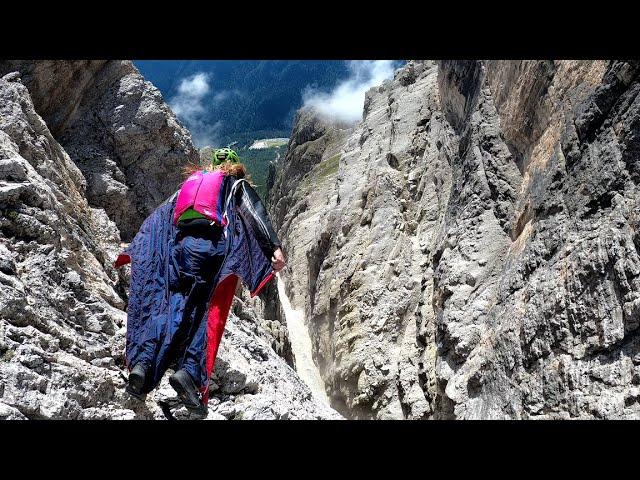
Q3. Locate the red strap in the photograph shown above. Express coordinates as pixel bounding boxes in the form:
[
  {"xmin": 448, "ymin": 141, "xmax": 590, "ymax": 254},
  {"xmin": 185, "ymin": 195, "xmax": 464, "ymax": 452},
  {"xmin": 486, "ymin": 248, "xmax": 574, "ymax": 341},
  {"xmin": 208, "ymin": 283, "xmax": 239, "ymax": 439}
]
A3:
[{"xmin": 250, "ymin": 270, "xmax": 275, "ymax": 298}]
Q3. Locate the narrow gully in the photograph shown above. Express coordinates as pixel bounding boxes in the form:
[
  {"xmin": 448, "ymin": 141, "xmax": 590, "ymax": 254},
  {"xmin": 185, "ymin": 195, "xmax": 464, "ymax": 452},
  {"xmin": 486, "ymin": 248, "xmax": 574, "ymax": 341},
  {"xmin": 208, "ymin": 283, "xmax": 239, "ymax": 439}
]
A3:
[{"xmin": 276, "ymin": 273, "xmax": 330, "ymax": 405}]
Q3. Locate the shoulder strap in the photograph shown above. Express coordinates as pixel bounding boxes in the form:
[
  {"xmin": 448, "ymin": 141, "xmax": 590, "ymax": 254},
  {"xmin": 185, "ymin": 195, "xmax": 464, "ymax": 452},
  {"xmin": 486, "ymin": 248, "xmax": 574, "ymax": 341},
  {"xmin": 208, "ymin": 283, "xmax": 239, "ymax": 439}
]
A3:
[
  {"xmin": 222, "ymin": 178, "xmax": 250, "ymax": 233},
  {"xmin": 224, "ymin": 178, "xmax": 250, "ymax": 216}
]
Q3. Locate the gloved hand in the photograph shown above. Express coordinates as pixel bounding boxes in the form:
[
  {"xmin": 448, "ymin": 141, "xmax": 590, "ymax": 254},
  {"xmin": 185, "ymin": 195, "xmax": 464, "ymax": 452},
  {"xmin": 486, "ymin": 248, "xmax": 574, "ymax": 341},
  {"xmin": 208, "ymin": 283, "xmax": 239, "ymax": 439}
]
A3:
[{"xmin": 271, "ymin": 247, "xmax": 286, "ymax": 273}]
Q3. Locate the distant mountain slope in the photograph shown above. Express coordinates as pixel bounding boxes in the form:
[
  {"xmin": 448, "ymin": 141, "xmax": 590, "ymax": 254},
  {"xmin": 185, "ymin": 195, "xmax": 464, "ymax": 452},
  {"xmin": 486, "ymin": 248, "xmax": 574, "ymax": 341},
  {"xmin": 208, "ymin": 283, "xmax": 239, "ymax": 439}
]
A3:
[{"xmin": 134, "ymin": 60, "xmax": 351, "ymax": 145}]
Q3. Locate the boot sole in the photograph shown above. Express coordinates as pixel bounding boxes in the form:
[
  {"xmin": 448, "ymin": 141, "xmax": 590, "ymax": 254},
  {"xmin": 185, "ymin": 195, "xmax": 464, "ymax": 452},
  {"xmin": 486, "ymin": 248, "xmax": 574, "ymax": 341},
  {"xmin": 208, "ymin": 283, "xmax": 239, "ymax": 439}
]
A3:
[
  {"xmin": 125, "ymin": 385, "xmax": 146, "ymax": 401},
  {"xmin": 169, "ymin": 371, "xmax": 207, "ymax": 415},
  {"xmin": 127, "ymin": 368, "xmax": 145, "ymax": 397}
]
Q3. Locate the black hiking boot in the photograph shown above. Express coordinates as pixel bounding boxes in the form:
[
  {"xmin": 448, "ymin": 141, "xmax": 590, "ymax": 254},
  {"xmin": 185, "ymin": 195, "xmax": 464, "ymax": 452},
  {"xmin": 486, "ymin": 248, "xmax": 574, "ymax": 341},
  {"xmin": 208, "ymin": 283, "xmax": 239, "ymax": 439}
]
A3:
[
  {"xmin": 126, "ymin": 364, "xmax": 146, "ymax": 401},
  {"xmin": 169, "ymin": 369, "xmax": 208, "ymax": 416}
]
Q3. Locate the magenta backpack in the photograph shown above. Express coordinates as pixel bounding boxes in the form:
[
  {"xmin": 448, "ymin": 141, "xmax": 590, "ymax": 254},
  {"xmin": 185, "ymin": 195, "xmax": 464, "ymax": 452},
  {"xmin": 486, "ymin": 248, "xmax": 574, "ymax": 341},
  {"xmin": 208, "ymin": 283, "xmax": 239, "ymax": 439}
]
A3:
[{"xmin": 173, "ymin": 170, "xmax": 229, "ymax": 226}]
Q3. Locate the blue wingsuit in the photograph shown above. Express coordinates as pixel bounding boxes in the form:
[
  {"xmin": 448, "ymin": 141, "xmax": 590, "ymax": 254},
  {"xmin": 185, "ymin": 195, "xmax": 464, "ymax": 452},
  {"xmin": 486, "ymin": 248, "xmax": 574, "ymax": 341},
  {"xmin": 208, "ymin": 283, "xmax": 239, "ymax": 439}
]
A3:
[{"xmin": 114, "ymin": 176, "xmax": 275, "ymax": 404}]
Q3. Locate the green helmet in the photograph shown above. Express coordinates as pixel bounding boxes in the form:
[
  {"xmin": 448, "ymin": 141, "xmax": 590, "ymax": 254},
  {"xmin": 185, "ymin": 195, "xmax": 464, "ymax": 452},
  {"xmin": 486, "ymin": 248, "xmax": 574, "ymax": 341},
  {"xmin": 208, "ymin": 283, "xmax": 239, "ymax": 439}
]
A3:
[{"xmin": 212, "ymin": 148, "xmax": 240, "ymax": 166}]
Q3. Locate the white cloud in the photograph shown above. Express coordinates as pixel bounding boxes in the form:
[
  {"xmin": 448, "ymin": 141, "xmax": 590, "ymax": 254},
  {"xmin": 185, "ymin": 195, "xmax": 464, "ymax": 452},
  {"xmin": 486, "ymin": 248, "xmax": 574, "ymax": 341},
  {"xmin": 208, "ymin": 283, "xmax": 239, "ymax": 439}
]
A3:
[
  {"xmin": 170, "ymin": 72, "xmax": 210, "ymax": 120},
  {"xmin": 213, "ymin": 89, "xmax": 242, "ymax": 103},
  {"xmin": 302, "ymin": 60, "xmax": 400, "ymax": 123},
  {"xmin": 169, "ymin": 72, "xmax": 221, "ymax": 147},
  {"xmin": 178, "ymin": 72, "xmax": 210, "ymax": 97}
]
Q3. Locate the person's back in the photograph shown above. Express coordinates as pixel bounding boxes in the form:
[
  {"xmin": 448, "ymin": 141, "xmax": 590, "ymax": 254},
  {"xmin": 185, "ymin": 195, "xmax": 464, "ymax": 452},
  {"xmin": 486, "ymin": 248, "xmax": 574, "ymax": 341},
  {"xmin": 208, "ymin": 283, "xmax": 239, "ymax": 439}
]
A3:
[{"xmin": 122, "ymin": 148, "xmax": 285, "ymax": 416}]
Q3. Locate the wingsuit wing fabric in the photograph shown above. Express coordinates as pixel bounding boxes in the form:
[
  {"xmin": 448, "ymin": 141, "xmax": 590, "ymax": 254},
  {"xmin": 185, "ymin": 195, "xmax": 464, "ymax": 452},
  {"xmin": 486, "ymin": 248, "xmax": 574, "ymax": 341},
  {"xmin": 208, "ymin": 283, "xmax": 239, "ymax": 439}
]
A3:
[{"xmin": 115, "ymin": 183, "xmax": 274, "ymax": 402}]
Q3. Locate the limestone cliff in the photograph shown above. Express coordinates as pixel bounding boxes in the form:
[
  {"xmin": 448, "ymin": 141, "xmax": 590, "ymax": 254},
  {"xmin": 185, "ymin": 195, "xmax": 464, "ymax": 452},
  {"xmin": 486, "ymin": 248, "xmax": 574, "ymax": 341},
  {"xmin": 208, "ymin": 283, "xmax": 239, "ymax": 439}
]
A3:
[
  {"xmin": 4, "ymin": 58, "xmax": 638, "ymax": 420},
  {"xmin": 0, "ymin": 61, "xmax": 199, "ymax": 241},
  {"xmin": 271, "ymin": 60, "xmax": 640, "ymax": 419}
]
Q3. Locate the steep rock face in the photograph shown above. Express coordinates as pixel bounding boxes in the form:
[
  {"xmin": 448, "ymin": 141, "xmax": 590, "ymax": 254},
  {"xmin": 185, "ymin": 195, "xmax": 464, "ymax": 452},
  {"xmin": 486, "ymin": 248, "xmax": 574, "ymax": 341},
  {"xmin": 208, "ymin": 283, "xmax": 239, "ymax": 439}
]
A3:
[
  {"xmin": 0, "ymin": 72, "xmax": 131, "ymax": 419},
  {"xmin": 0, "ymin": 61, "xmax": 199, "ymax": 241},
  {"xmin": 270, "ymin": 109, "xmax": 350, "ymax": 310},
  {"xmin": 272, "ymin": 62, "xmax": 440, "ymax": 419},
  {"xmin": 238, "ymin": 282, "xmax": 295, "ymax": 368},
  {"xmin": 431, "ymin": 60, "xmax": 640, "ymax": 419},
  {"xmin": 0, "ymin": 68, "xmax": 339, "ymax": 420},
  {"xmin": 272, "ymin": 60, "xmax": 640, "ymax": 419},
  {"xmin": 268, "ymin": 109, "xmax": 352, "ymax": 409}
]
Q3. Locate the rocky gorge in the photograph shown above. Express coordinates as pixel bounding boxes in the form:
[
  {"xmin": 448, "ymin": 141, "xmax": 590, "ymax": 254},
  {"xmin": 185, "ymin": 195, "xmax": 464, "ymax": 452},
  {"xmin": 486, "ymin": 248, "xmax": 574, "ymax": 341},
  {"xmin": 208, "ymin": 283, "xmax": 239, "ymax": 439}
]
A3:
[{"xmin": 1, "ymin": 59, "xmax": 639, "ymax": 420}]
